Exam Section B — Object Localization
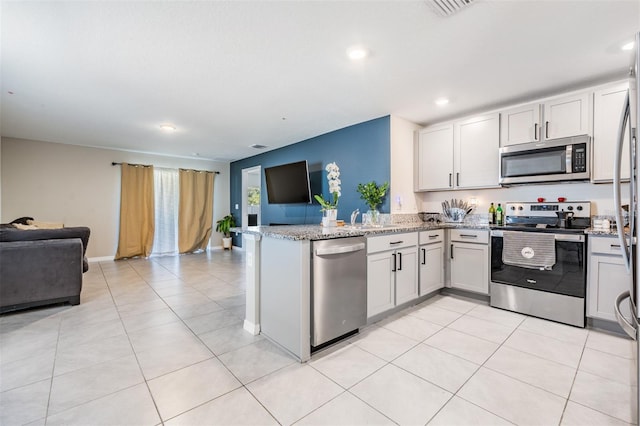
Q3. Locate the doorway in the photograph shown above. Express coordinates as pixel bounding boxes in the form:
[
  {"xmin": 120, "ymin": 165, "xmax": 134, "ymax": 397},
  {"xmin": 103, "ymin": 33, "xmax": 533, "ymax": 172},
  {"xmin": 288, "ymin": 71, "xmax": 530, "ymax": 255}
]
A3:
[{"xmin": 242, "ymin": 166, "xmax": 261, "ymax": 227}]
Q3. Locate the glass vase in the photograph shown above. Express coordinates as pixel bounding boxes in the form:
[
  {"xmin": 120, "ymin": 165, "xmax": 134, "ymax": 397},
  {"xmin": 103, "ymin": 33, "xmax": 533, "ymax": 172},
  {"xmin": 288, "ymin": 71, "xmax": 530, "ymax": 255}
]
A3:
[{"xmin": 367, "ymin": 209, "xmax": 380, "ymax": 226}]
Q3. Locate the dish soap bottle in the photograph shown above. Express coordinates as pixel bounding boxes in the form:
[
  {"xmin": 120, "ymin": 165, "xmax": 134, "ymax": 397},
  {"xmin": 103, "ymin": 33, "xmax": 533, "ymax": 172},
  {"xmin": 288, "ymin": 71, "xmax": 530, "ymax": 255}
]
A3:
[
  {"xmin": 488, "ymin": 203, "xmax": 495, "ymax": 225},
  {"xmin": 496, "ymin": 203, "xmax": 504, "ymax": 226}
]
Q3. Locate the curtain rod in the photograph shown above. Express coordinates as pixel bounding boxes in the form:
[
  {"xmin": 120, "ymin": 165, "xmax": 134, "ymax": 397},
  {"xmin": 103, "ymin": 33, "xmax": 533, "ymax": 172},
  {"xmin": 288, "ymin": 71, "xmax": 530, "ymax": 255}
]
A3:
[{"xmin": 111, "ymin": 162, "xmax": 220, "ymax": 174}]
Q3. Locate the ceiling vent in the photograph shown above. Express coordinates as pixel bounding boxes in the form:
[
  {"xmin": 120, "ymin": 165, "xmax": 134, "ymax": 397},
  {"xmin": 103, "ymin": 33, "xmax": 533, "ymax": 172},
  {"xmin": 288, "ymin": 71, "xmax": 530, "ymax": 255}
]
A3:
[
  {"xmin": 250, "ymin": 144, "xmax": 268, "ymax": 149},
  {"xmin": 426, "ymin": 0, "xmax": 475, "ymax": 17}
]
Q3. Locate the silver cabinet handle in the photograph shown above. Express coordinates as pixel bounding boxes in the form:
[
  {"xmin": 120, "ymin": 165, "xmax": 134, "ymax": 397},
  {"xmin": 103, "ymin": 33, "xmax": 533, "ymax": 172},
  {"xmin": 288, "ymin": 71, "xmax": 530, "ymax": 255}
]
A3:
[
  {"xmin": 545, "ymin": 121, "xmax": 549, "ymax": 139},
  {"xmin": 450, "ymin": 243, "xmax": 454, "ymax": 259},
  {"xmin": 389, "ymin": 241, "xmax": 403, "ymax": 245},
  {"xmin": 534, "ymin": 123, "xmax": 538, "ymax": 140},
  {"xmin": 614, "ymin": 291, "xmax": 637, "ymax": 340},
  {"xmin": 459, "ymin": 234, "xmax": 478, "ymax": 238},
  {"xmin": 421, "ymin": 248, "xmax": 426, "ymax": 265},
  {"xmin": 391, "ymin": 253, "xmax": 397, "ymax": 272},
  {"xmin": 456, "ymin": 172, "xmax": 460, "ymax": 187},
  {"xmin": 397, "ymin": 252, "xmax": 402, "ymax": 271},
  {"xmin": 611, "ymin": 244, "xmax": 621, "ymax": 249},
  {"xmin": 428, "ymin": 234, "xmax": 439, "ymax": 239},
  {"xmin": 449, "ymin": 173, "xmax": 452, "ymax": 187},
  {"xmin": 315, "ymin": 243, "xmax": 365, "ymax": 256}
]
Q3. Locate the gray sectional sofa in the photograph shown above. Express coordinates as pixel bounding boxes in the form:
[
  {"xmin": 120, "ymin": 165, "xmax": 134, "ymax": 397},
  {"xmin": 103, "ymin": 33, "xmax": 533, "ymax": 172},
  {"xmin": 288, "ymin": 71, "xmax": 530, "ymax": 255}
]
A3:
[{"xmin": 0, "ymin": 226, "xmax": 91, "ymax": 314}]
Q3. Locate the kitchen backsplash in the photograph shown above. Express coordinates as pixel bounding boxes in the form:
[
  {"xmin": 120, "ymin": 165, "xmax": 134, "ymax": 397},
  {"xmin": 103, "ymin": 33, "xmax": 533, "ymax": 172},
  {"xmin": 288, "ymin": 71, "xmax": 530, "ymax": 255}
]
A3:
[{"xmin": 416, "ymin": 181, "xmax": 626, "ymax": 217}]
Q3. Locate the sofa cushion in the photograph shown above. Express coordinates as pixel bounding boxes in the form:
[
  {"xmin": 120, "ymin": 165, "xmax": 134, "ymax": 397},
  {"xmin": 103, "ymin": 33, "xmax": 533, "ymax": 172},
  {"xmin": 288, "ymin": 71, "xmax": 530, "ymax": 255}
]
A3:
[{"xmin": 0, "ymin": 227, "xmax": 91, "ymax": 257}]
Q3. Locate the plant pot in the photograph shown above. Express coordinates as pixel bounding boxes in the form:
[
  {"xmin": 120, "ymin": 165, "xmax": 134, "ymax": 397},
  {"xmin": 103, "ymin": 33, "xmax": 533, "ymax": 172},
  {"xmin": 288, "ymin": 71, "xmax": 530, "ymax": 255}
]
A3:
[
  {"xmin": 322, "ymin": 208, "xmax": 338, "ymax": 228},
  {"xmin": 222, "ymin": 237, "xmax": 233, "ymax": 250}
]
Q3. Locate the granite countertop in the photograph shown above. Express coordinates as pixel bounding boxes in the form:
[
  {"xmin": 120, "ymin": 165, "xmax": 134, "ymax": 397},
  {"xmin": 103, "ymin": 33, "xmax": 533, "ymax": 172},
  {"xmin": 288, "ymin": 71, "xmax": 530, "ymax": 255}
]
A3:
[{"xmin": 232, "ymin": 222, "xmax": 490, "ymax": 241}]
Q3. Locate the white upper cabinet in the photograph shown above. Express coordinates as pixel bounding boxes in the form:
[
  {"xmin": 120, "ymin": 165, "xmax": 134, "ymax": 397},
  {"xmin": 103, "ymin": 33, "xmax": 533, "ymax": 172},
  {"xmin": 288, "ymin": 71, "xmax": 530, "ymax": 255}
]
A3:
[
  {"xmin": 416, "ymin": 123, "xmax": 454, "ymax": 191},
  {"xmin": 500, "ymin": 103, "xmax": 542, "ymax": 146},
  {"xmin": 592, "ymin": 82, "xmax": 630, "ymax": 182},
  {"xmin": 543, "ymin": 92, "xmax": 590, "ymax": 140},
  {"xmin": 500, "ymin": 92, "xmax": 590, "ymax": 146},
  {"xmin": 455, "ymin": 113, "xmax": 500, "ymax": 189},
  {"xmin": 416, "ymin": 114, "xmax": 499, "ymax": 191}
]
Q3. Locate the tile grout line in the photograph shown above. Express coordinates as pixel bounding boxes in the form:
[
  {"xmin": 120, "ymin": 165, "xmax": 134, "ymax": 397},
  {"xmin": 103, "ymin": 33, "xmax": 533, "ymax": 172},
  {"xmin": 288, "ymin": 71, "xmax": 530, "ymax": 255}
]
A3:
[
  {"xmin": 127, "ymin": 254, "xmax": 286, "ymax": 425},
  {"xmin": 106, "ymin": 259, "xmax": 169, "ymax": 425}
]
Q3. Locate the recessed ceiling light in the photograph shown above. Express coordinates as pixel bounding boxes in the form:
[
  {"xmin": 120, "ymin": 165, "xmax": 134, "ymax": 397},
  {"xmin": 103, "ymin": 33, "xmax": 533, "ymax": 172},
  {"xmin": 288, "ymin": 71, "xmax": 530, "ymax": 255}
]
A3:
[
  {"xmin": 622, "ymin": 41, "xmax": 635, "ymax": 51},
  {"xmin": 347, "ymin": 46, "xmax": 369, "ymax": 61},
  {"xmin": 159, "ymin": 124, "xmax": 176, "ymax": 132},
  {"xmin": 435, "ymin": 98, "xmax": 450, "ymax": 106}
]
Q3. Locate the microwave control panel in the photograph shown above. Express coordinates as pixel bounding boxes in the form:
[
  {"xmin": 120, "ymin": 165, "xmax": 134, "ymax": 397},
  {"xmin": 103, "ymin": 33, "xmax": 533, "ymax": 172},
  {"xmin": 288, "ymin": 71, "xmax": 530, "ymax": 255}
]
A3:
[{"xmin": 571, "ymin": 143, "xmax": 587, "ymax": 173}]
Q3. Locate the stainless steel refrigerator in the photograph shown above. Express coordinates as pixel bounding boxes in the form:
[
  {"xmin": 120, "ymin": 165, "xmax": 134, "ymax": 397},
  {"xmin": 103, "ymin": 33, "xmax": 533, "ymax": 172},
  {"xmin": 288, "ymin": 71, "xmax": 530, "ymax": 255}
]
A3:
[{"xmin": 613, "ymin": 31, "xmax": 640, "ymax": 426}]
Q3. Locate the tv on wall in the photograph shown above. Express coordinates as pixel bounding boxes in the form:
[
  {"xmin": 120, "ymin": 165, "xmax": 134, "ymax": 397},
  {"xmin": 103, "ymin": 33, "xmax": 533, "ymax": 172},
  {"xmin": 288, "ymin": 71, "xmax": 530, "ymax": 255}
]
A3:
[{"xmin": 264, "ymin": 160, "xmax": 312, "ymax": 204}]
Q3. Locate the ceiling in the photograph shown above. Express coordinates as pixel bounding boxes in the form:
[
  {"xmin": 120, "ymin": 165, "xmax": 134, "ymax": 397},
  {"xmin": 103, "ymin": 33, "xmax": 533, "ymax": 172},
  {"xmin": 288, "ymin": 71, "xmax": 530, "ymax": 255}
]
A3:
[{"xmin": 1, "ymin": 1, "xmax": 639, "ymax": 162}]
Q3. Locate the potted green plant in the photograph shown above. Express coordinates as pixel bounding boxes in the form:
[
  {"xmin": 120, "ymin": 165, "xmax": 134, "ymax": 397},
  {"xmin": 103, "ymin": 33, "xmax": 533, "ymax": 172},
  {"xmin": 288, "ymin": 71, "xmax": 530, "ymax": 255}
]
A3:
[
  {"xmin": 215, "ymin": 214, "xmax": 236, "ymax": 249},
  {"xmin": 356, "ymin": 181, "xmax": 389, "ymax": 225}
]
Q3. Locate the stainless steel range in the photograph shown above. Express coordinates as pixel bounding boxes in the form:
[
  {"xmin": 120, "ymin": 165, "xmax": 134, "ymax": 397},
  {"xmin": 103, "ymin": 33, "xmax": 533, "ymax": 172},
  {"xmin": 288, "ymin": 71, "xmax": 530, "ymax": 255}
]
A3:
[{"xmin": 490, "ymin": 201, "xmax": 591, "ymax": 327}]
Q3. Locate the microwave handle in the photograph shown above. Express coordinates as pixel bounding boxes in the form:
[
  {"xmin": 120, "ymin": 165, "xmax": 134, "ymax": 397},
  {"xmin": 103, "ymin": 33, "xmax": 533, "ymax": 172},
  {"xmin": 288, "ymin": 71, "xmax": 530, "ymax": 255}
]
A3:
[{"xmin": 613, "ymin": 91, "xmax": 631, "ymax": 272}]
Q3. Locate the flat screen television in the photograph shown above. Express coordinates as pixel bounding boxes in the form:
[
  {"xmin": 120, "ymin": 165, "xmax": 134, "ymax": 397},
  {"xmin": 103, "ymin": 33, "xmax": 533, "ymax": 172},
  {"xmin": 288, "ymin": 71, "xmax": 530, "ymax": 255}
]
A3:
[{"xmin": 264, "ymin": 160, "xmax": 312, "ymax": 204}]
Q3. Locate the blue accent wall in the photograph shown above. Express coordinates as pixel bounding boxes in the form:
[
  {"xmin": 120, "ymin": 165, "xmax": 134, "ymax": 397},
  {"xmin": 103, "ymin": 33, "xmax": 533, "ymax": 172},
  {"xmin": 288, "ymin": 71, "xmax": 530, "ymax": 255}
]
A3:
[{"xmin": 230, "ymin": 116, "xmax": 391, "ymax": 246}]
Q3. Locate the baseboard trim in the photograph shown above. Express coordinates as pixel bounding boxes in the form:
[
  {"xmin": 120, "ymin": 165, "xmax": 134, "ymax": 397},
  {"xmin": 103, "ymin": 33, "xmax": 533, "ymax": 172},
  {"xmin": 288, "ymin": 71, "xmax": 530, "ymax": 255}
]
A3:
[
  {"xmin": 88, "ymin": 256, "xmax": 114, "ymax": 263},
  {"xmin": 243, "ymin": 319, "xmax": 260, "ymax": 336}
]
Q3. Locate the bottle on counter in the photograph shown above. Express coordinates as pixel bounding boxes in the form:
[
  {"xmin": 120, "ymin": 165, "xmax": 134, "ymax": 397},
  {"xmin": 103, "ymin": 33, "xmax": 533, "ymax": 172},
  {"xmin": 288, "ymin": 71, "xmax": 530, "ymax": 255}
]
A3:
[
  {"xmin": 488, "ymin": 203, "xmax": 495, "ymax": 225},
  {"xmin": 496, "ymin": 203, "xmax": 504, "ymax": 225}
]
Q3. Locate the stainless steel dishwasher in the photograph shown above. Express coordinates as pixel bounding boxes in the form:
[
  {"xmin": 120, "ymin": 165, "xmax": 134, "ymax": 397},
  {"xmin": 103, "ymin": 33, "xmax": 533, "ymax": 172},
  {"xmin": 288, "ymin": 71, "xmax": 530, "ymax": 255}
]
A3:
[{"xmin": 311, "ymin": 236, "xmax": 367, "ymax": 349}]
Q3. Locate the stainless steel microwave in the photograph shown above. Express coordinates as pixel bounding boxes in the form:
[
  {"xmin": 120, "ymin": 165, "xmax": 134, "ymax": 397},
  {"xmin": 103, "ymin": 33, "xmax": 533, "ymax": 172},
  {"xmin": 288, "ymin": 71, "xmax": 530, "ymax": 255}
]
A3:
[{"xmin": 499, "ymin": 135, "xmax": 590, "ymax": 185}]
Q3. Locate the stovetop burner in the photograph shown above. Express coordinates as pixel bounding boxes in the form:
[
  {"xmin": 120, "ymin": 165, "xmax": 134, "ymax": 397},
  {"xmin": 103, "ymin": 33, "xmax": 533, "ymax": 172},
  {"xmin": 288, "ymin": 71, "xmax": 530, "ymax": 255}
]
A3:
[{"xmin": 496, "ymin": 201, "xmax": 592, "ymax": 233}]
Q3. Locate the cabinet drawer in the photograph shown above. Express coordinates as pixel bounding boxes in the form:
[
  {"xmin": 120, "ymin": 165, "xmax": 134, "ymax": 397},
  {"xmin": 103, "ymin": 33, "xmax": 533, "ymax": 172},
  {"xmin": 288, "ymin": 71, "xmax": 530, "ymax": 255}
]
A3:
[
  {"xmin": 367, "ymin": 232, "xmax": 418, "ymax": 254},
  {"xmin": 419, "ymin": 229, "xmax": 444, "ymax": 245},
  {"xmin": 589, "ymin": 236, "xmax": 629, "ymax": 256},
  {"xmin": 449, "ymin": 229, "xmax": 488, "ymax": 244}
]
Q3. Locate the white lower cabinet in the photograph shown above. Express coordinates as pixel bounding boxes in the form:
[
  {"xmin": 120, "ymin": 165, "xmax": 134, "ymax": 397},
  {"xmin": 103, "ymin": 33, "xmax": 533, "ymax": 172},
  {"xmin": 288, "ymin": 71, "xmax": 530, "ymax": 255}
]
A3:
[
  {"xmin": 449, "ymin": 229, "xmax": 489, "ymax": 295},
  {"xmin": 587, "ymin": 236, "xmax": 632, "ymax": 321},
  {"xmin": 367, "ymin": 232, "xmax": 418, "ymax": 318},
  {"xmin": 419, "ymin": 230, "xmax": 445, "ymax": 295}
]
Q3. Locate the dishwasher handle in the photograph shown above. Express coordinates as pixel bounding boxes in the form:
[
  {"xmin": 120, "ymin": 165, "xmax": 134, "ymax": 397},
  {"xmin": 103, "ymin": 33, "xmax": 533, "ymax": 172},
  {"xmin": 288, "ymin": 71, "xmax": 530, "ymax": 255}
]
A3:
[{"xmin": 315, "ymin": 242, "xmax": 365, "ymax": 256}]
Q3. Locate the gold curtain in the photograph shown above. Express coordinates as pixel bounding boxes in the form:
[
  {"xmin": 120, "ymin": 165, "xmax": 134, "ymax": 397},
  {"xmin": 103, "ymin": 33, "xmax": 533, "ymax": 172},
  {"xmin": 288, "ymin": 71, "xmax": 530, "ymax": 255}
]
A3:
[
  {"xmin": 178, "ymin": 169, "xmax": 215, "ymax": 253},
  {"xmin": 115, "ymin": 163, "xmax": 155, "ymax": 260}
]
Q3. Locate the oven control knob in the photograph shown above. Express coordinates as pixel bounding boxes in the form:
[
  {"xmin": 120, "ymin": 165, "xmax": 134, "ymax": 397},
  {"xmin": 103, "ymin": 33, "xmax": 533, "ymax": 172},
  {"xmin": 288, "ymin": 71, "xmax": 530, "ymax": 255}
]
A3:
[
  {"xmin": 576, "ymin": 206, "xmax": 583, "ymax": 211},
  {"xmin": 518, "ymin": 206, "xmax": 523, "ymax": 210},
  {"xmin": 510, "ymin": 206, "xmax": 515, "ymax": 210},
  {"xmin": 567, "ymin": 206, "xmax": 574, "ymax": 211}
]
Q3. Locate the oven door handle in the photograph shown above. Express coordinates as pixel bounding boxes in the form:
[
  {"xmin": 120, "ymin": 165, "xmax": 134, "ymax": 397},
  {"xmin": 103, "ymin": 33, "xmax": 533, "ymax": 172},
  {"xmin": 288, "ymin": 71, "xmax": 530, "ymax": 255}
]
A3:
[
  {"xmin": 614, "ymin": 290, "xmax": 638, "ymax": 340},
  {"xmin": 613, "ymin": 91, "xmax": 631, "ymax": 272}
]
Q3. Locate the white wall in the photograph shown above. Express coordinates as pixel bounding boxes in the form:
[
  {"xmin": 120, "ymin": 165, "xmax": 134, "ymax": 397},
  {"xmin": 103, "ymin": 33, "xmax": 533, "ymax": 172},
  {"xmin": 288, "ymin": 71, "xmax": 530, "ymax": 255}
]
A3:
[
  {"xmin": 1, "ymin": 137, "xmax": 230, "ymax": 258},
  {"xmin": 390, "ymin": 115, "xmax": 422, "ymax": 214},
  {"xmin": 417, "ymin": 181, "xmax": 622, "ymax": 217}
]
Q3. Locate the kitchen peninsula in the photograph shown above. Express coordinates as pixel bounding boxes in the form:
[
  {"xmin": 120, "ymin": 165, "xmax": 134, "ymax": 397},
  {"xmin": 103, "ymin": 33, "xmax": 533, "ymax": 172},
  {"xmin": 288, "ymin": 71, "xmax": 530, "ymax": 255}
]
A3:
[{"xmin": 235, "ymin": 221, "xmax": 488, "ymax": 362}]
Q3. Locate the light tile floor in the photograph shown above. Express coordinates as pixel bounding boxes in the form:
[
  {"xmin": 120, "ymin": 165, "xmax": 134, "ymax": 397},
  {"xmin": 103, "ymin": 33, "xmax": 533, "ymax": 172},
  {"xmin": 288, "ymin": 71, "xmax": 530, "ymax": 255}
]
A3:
[{"xmin": 0, "ymin": 249, "xmax": 637, "ymax": 425}]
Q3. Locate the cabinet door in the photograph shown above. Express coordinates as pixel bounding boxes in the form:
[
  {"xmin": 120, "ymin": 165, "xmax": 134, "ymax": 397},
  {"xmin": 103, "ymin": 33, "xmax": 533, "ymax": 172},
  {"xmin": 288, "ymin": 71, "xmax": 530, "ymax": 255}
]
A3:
[
  {"xmin": 592, "ymin": 82, "xmax": 630, "ymax": 182},
  {"xmin": 367, "ymin": 252, "xmax": 395, "ymax": 317},
  {"xmin": 543, "ymin": 93, "xmax": 590, "ymax": 140},
  {"xmin": 500, "ymin": 103, "xmax": 541, "ymax": 146},
  {"xmin": 450, "ymin": 242, "xmax": 489, "ymax": 294},
  {"xmin": 587, "ymin": 254, "xmax": 632, "ymax": 321},
  {"xmin": 454, "ymin": 113, "xmax": 500, "ymax": 189},
  {"xmin": 395, "ymin": 247, "xmax": 419, "ymax": 305},
  {"xmin": 419, "ymin": 243, "xmax": 444, "ymax": 295},
  {"xmin": 417, "ymin": 124, "xmax": 454, "ymax": 191}
]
